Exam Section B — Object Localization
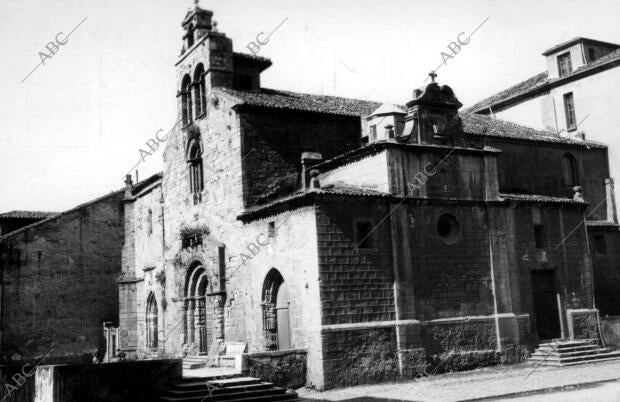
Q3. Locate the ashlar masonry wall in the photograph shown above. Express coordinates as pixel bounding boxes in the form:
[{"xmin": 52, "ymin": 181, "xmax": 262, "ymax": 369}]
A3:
[{"xmin": 0, "ymin": 192, "xmax": 124, "ymax": 364}]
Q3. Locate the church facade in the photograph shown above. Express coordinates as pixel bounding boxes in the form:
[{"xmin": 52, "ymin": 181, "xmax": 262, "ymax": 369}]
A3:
[{"xmin": 118, "ymin": 5, "xmax": 619, "ymax": 389}]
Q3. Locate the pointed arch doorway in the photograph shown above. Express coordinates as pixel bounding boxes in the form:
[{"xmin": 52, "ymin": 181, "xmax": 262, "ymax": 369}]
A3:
[{"xmin": 262, "ymin": 268, "xmax": 291, "ymax": 351}]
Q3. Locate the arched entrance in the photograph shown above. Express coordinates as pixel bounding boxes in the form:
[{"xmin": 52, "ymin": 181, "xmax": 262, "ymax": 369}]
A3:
[
  {"xmin": 146, "ymin": 293, "xmax": 158, "ymax": 350},
  {"xmin": 262, "ymin": 268, "xmax": 291, "ymax": 351},
  {"xmin": 184, "ymin": 263, "xmax": 214, "ymax": 355}
]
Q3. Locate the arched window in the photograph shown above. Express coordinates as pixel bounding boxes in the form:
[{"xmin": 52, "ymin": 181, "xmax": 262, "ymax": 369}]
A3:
[
  {"xmin": 181, "ymin": 75, "xmax": 193, "ymax": 126},
  {"xmin": 194, "ymin": 64, "xmax": 207, "ymax": 118},
  {"xmin": 147, "ymin": 209, "xmax": 153, "ymax": 235},
  {"xmin": 187, "ymin": 138, "xmax": 204, "ymax": 196},
  {"xmin": 146, "ymin": 293, "xmax": 158, "ymax": 349},
  {"xmin": 562, "ymin": 153, "xmax": 579, "ymax": 189}
]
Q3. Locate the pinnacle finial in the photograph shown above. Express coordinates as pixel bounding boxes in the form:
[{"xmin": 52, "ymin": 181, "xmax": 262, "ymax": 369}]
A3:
[{"xmin": 429, "ymin": 71, "xmax": 438, "ymax": 83}]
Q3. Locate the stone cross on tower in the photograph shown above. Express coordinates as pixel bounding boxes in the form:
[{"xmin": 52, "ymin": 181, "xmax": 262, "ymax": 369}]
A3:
[{"xmin": 428, "ymin": 71, "xmax": 438, "ymax": 83}]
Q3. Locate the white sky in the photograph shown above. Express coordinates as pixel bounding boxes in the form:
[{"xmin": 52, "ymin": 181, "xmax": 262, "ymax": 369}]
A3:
[{"xmin": 1, "ymin": 0, "xmax": 619, "ymax": 212}]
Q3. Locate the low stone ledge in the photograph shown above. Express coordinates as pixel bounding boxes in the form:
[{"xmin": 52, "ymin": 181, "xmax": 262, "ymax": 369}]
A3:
[
  {"xmin": 242, "ymin": 349, "xmax": 307, "ymax": 389},
  {"xmin": 33, "ymin": 359, "xmax": 182, "ymax": 402}
]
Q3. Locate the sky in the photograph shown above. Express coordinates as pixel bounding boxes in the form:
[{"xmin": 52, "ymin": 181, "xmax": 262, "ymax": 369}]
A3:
[{"xmin": 1, "ymin": 0, "xmax": 619, "ymax": 212}]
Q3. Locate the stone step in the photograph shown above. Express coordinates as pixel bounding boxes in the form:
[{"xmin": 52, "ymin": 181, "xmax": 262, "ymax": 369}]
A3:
[
  {"xmin": 536, "ymin": 344, "xmax": 600, "ymax": 354},
  {"xmin": 529, "ymin": 351, "xmax": 620, "ymax": 365},
  {"xmin": 172, "ymin": 377, "xmax": 262, "ymax": 391},
  {"xmin": 182, "ymin": 356, "xmax": 211, "ymax": 370},
  {"xmin": 177, "ymin": 375, "xmax": 243, "ymax": 384},
  {"xmin": 538, "ymin": 339, "xmax": 598, "ymax": 349},
  {"xmin": 531, "ymin": 347, "xmax": 614, "ymax": 359},
  {"xmin": 161, "ymin": 386, "xmax": 291, "ymax": 401},
  {"xmin": 167, "ymin": 383, "xmax": 273, "ymax": 398}
]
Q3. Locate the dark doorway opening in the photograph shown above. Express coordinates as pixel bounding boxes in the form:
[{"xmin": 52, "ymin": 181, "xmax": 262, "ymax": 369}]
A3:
[{"xmin": 531, "ymin": 270, "xmax": 561, "ymax": 340}]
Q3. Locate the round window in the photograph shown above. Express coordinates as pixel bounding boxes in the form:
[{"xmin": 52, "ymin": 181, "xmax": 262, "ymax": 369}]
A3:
[{"xmin": 437, "ymin": 214, "xmax": 460, "ymax": 244}]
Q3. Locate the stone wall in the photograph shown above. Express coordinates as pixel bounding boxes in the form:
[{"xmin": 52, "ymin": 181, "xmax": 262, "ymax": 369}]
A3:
[
  {"xmin": 475, "ymin": 138, "xmax": 609, "ymax": 220},
  {"xmin": 590, "ymin": 229, "xmax": 620, "ymax": 316},
  {"xmin": 601, "ymin": 315, "xmax": 620, "ymax": 347},
  {"xmin": 239, "ymin": 109, "xmax": 362, "ymax": 207},
  {"xmin": 243, "ymin": 349, "xmax": 307, "ymax": 389},
  {"xmin": 33, "ymin": 360, "xmax": 181, "ymax": 402},
  {"xmin": 1, "ymin": 365, "xmax": 36, "ymax": 402},
  {"xmin": 315, "ymin": 200, "xmax": 395, "ymax": 326},
  {"xmin": 321, "ymin": 326, "xmax": 399, "ymax": 388},
  {"xmin": 0, "ymin": 191, "xmax": 124, "ymax": 364}
]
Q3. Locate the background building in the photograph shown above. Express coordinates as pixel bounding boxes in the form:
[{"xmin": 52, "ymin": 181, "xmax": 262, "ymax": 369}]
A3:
[{"xmin": 0, "ymin": 191, "xmax": 124, "ymax": 364}]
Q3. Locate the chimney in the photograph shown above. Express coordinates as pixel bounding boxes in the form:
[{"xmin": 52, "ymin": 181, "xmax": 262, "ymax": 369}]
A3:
[
  {"xmin": 301, "ymin": 152, "xmax": 323, "ymax": 189},
  {"xmin": 606, "ymin": 179, "xmax": 618, "ymax": 223},
  {"xmin": 385, "ymin": 124, "xmax": 395, "ymax": 139},
  {"xmin": 573, "ymin": 186, "xmax": 585, "ymax": 202},
  {"xmin": 310, "ymin": 170, "xmax": 321, "ymax": 189},
  {"xmin": 124, "ymin": 175, "xmax": 133, "ymax": 200}
]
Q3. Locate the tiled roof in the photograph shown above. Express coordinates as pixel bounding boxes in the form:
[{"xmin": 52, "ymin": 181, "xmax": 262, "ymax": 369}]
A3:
[
  {"xmin": 463, "ymin": 72, "xmax": 549, "ymax": 114},
  {"xmin": 239, "ymin": 187, "xmax": 588, "ymax": 221},
  {"xmin": 499, "ymin": 193, "xmax": 586, "ymax": 205},
  {"xmin": 215, "ymin": 87, "xmax": 600, "ymax": 148},
  {"xmin": 585, "ymin": 220, "xmax": 620, "ymax": 228},
  {"xmin": 215, "ymin": 87, "xmax": 381, "ymax": 117},
  {"xmin": 233, "ymin": 52, "xmax": 272, "ymax": 67},
  {"xmin": 461, "ymin": 114, "xmax": 606, "ymax": 148},
  {"xmin": 0, "ymin": 210, "xmax": 57, "ymax": 220},
  {"xmin": 465, "ymin": 48, "xmax": 620, "ymax": 114},
  {"xmin": 542, "ymin": 37, "xmax": 620, "ymax": 56},
  {"xmin": 314, "ymin": 140, "xmax": 499, "ymax": 173}
]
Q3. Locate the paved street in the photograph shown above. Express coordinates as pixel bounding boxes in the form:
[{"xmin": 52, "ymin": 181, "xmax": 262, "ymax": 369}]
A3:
[
  {"xmin": 504, "ymin": 381, "xmax": 620, "ymax": 401},
  {"xmin": 299, "ymin": 360, "xmax": 620, "ymax": 401}
]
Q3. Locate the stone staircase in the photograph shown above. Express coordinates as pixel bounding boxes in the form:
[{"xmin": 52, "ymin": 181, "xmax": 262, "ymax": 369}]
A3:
[
  {"xmin": 159, "ymin": 375, "xmax": 301, "ymax": 401},
  {"xmin": 529, "ymin": 339, "xmax": 620, "ymax": 366},
  {"xmin": 183, "ymin": 355, "xmax": 211, "ymax": 370}
]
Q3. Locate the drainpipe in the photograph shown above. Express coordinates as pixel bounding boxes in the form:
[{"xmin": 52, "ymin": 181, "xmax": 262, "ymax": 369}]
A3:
[
  {"xmin": 605, "ymin": 179, "xmax": 618, "ymax": 223},
  {"xmin": 160, "ymin": 189, "xmax": 166, "ymax": 353},
  {"xmin": 486, "ymin": 218, "xmax": 502, "ymax": 353},
  {"xmin": 552, "ymin": 98, "xmax": 559, "ymax": 133},
  {"xmin": 579, "ymin": 193, "xmax": 606, "ymax": 345}
]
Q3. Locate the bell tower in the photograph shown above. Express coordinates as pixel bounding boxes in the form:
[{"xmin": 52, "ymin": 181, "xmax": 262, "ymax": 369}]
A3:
[
  {"xmin": 181, "ymin": 0, "xmax": 214, "ymax": 53},
  {"xmin": 176, "ymin": 1, "xmax": 235, "ymax": 124}
]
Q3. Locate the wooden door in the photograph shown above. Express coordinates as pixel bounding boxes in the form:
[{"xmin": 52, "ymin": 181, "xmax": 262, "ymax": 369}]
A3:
[{"xmin": 531, "ymin": 270, "xmax": 561, "ymax": 340}]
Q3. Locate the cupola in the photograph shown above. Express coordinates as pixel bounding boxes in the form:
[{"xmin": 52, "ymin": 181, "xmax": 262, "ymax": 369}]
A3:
[{"xmin": 401, "ymin": 72, "xmax": 464, "ymax": 146}]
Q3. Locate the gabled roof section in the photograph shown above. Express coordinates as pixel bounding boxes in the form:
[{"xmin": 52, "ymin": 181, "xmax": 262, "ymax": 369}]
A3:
[
  {"xmin": 463, "ymin": 72, "xmax": 549, "ymax": 114},
  {"xmin": 313, "ymin": 140, "xmax": 499, "ymax": 173},
  {"xmin": 238, "ymin": 186, "xmax": 586, "ymax": 222},
  {"xmin": 0, "ymin": 190, "xmax": 123, "ymax": 241},
  {"xmin": 369, "ymin": 103, "xmax": 407, "ymax": 117},
  {"xmin": 0, "ymin": 211, "xmax": 57, "ymax": 220},
  {"xmin": 542, "ymin": 37, "xmax": 620, "ymax": 56},
  {"xmin": 215, "ymin": 87, "xmax": 381, "ymax": 117},
  {"xmin": 0, "ymin": 173, "xmax": 160, "ymax": 241},
  {"xmin": 461, "ymin": 114, "xmax": 606, "ymax": 149},
  {"xmin": 465, "ymin": 48, "xmax": 620, "ymax": 114},
  {"xmin": 233, "ymin": 52, "xmax": 272, "ymax": 71},
  {"xmin": 215, "ymin": 86, "xmax": 605, "ymax": 148},
  {"xmin": 500, "ymin": 193, "xmax": 586, "ymax": 205}
]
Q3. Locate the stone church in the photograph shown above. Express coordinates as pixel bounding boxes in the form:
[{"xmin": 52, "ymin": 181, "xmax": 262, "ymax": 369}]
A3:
[{"xmin": 117, "ymin": 4, "xmax": 620, "ymax": 389}]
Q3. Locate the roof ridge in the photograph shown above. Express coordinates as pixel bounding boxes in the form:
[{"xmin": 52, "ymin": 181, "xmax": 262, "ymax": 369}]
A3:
[
  {"xmin": 463, "ymin": 71, "xmax": 549, "ymax": 113},
  {"xmin": 467, "ymin": 48, "xmax": 620, "ymax": 114}
]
